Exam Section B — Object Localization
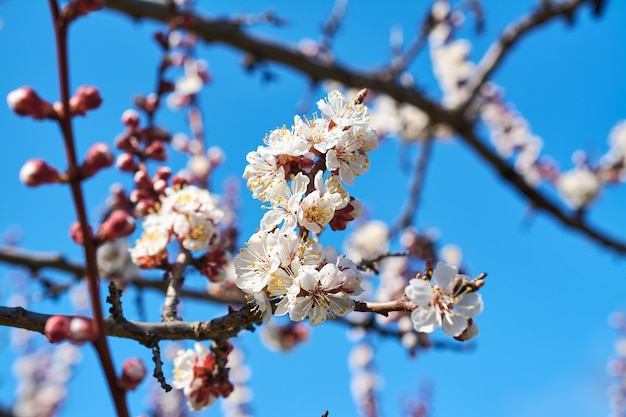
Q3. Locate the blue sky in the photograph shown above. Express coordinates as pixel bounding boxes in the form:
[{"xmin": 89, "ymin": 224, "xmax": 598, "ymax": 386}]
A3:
[{"xmin": 1, "ymin": 1, "xmax": 626, "ymax": 416}]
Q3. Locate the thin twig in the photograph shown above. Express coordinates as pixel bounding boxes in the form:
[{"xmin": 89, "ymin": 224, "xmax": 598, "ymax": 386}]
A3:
[
  {"xmin": 146, "ymin": 338, "xmax": 172, "ymax": 392},
  {"xmin": 391, "ymin": 136, "xmax": 434, "ymax": 237},
  {"xmin": 459, "ymin": 0, "xmax": 590, "ymax": 112},
  {"xmin": 107, "ymin": 281, "xmax": 125, "ymax": 322}
]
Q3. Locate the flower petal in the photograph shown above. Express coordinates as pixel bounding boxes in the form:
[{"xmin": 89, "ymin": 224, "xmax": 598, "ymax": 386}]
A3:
[
  {"xmin": 432, "ymin": 260, "xmax": 457, "ymax": 289},
  {"xmin": 410, "ymin": 306, "xmax": 437, "ymax": 333},
  {"xmin": 455, "ymin": 292, "xmax": 484, "ymax": 318},
  {"xmin": 405, "ymin": 279, "xmax": 433, "ymax": 307},
  {"xmin": 442, "ymin": 313, "xmax": 468, "ymax": 337}
]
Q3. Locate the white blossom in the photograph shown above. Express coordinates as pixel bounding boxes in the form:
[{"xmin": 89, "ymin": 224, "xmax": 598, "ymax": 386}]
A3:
[
  {"xmin": 275, "ymin": 262, "xmax": 361, "ymax": 326},
  {"xmin": 556, "ymin": 167, "xmax": 602, "ymax": 209},
  {"xmin": 405, "ymin": 261, "xmax": 483, "ymax": 337},
  {"xmin": 243, "ymin": 146, "xmax": 283, "ymax": 202}
]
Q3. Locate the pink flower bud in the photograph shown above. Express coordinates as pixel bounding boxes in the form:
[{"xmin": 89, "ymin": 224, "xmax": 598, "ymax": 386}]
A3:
[
  {"xmin": 70, "ymin": 85, "xmax": 102, "ymax": 116},
  {"xmin": 69, "ymin": 221, "xmax": 90, "ymax": 245},
  {"xmin": 172, "ymin": 171, "xmax": 191, "ymax": 187},
  {"xmin": 116, "ymin": 153, "xmax": 139, "ymax": 172},
  {"xmin": 81, "ymin": 143, "xmax": 114, "ymax": 179},
  {"xmin": 75, "ymin": 0, "xmax": 104, "ymax": 15},
  {"xmin": 44, "ymin": 315, "xmax": 71, "ymax": 343},
  {"xmin": 118, "ymin": 358, "xmax": 147, "ymax": 390},
  {"xmin": 134, "ymin": 170, "xmax": 153, "ymax": 190},
  {"xmin": 68, "ymin": 316, "xmax": 94, "ymax": 344},
  {"xmin": 154, "ymin": 166, "xmax": 172, "ymax": 182},
  {"xmin": 19, "ymin": 159, "xmax": 61, "ymax": 186},
  {"xmin": 114, "ymin": 133, "xmax": 138, "ymax": 153},
  {"xmin": 207, "ymin": 146, "xmax": 225, "ymax": 167},
  {"xmin": 121, "ymin": 109, "xmax": 140, "ymax": 129},
  {"xmin": 97, "ymin": 210, "xmax": 136, "ymax": 242},
  {"xmin": 145, "ymin": 94, "xmax": 158, "ymax": 113},
  {"xmin": 144, "ymin": 140, "xmax": 167, "ymax": 161},
  {"xmin": 152, "ymin": 179, "xmax": 168, "ymax": 194},
  {"xmin": 7, "ymin": 87, "xmax": 55, "ymax": 119},
  {"xmin": 129, "ymin": 188, "xmax": 150, "ymax": 203}
]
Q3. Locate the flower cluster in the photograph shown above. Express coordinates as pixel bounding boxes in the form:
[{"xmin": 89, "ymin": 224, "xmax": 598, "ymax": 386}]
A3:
[
  {"xmin": 172, "ymin": 342, "xmax": 234, "ymax": 411},
  {"xmin": 130, "ymin": 185, "xmax": 224, "ymax": 268},
  {"xmin": 235, "ymin": 229, "xmax": 363, "ymax": 325},
  {"xmin": 405, "ymin": 260, "xmax": 483, "ymax": 339},
  {"xmin": 236, "ymin": 90, "xmax": 376, "ymax": 325},
  {"xmin": 243, "ymin": 89, "xmax": 375, "ymax": 231}
]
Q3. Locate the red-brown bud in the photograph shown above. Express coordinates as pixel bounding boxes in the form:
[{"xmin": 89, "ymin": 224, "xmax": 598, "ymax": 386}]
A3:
[
  {"xmin": 81, "ymin": 142, "xmax": 114, "ymax": 179},
  {"xmin": 97, "ymin": 210, "xmax": 136, "ymax": 242},
  {"xmin": 329, "ymin": 197, "xmax": 363, "ymax": 231},
  {"xmin": 7, "ymin": 87, "xmax": 55, "ymax": 120},
  {"xmin": 69, "ymin": 221, "xmax": 91, "ymax": 245},
  {"xmin": 172, "ymin": 171, "xmax": 191, "ymax": 187},
  {"xmin": 70, "ymin": 85, "xmax": 102, "ymax": 116},
  {"xmin": 114, "ymin": 132, "xmax": 138, "ymax": 153},
  {"xmin": 145, "ymin": 140, "xmax": 167, "ymax": 161},
  {"xmin": 19, "ymin": 159, "xmax": 62, "ymax": 187},
  {"xmin": 218, "ymin": 381, "xmax": 234, "ymax": 398},
  {"xmin": 116, "ymin": 153, "xmax": 139, "ymax": 172},
  {"xmin": 121, "ymin": 109, "xmax": 140, "ymax": 129},
  {"xmin": 129, "ymin": 188, "xmax": 150, "ymax": 203},
  {"xmin": 145, "ymin": 94, "xmax": 158, "ymax": 113},
  {"xmin": 117, "ymin": 358, "xmax": 147, "ymax": 391},
  {"xmin": 134, "ymin": 170, "xmax": 153, "ymax": 190},
  {"xmin": 154, "ymin": 166, "xmax": 172, "ymax": 182},
  {"xmin": 44, "ymin": 315, "xmax": 71, "ymax": 343},
  {"xmin": 68, "ymin": 316, "xmax": 94, "ymax": 344}
]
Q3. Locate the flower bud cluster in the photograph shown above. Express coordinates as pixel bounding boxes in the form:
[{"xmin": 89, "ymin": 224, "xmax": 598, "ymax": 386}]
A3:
[
  {"xmin": 115, "ymin": 112, "xmax": 172, "ymax": 170},
  {"xmin": 172, "ymin": 342, "xmax": 234, "ymax": 411},
  {"xmin": 235, "ymin": 90, "xmax": 378, "ymax": 326},
  {"xmin": 129, "ymin": 184, "xmax": 224, "ymax": 269}
]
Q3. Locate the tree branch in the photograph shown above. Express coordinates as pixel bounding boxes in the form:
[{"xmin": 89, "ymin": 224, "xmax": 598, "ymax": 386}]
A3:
[
  {"xmin": 0, "ymin": 246, "xmax": 247, "ymax": 305},
  {"xmin": 0, "ymin": 304, "xmax": 262, "ymax": 345}
]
